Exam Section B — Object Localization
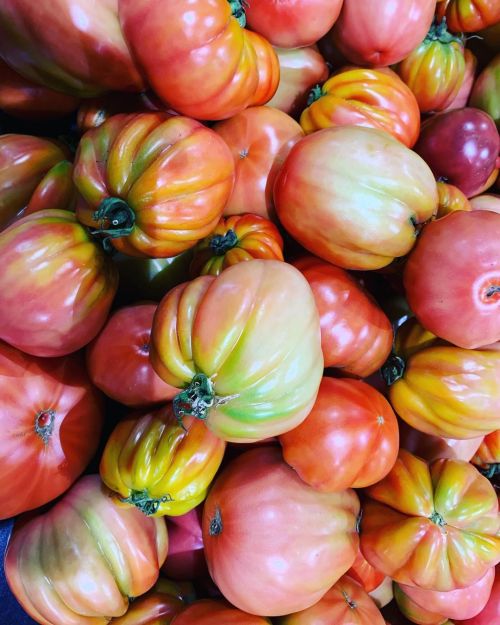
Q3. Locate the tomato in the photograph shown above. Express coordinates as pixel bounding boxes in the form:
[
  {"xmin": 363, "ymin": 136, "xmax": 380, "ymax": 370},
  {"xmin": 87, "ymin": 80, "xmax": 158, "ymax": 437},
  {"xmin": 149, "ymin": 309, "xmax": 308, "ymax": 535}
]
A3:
[
  {"xmin": 74, "ymin": 113, "xmax": 235, "ymax": 258},
  {"xmin": 404, "ymin": 211, "xmax": 500, "ymax": 349},
  {"xmin": 190, "ymin": 214, "xmax": 284, "ymax": 277},
  {"xmin": 470, "ymin": 53, "xmax": 500, "ymax": 129},
  {"xmin": 0, "ymin": 0, "xmax": 143, "ymax": 97},
  {"xmin": 472, "ymin": 430, "xmax": 500, "ymax": 479},
  {"xmin": 244, "ymin": 0, "xmax": 343, "ymax": 48},
  {"xmin": 396, "ymin": 19, "xmax": 465, "ymax": 114},
  {"xmin": 119, "ymin": 0, "xmax": 279, "ymax": 121},
  {"xmin": 150, "ymin": 260, "xmax": 323, "ymax": 442},
  {"xmin": 470, "ymin": 194, "xmax": 500, "ymax": 213},
  {"xmin": 437, "ymin": 0, "xmax": 500, "ymax": 33},
  {"xmin": 277, "ymin": 575, "xmax": 386, "ymax": 625},
  {"xmin": 274, "ymin": 126, "xmax": 438, "ymax": 270},
  {"xmin": 369, "ymin": 577, "xmax": 394, "ymax": 610},
  {"xmin": 0, "ymin": 209, "xmax": 118, "ymax": 357},
  {"xmin": 86, "ymin": 303, "xmax": 177, "ymax": 407},
  {"xmin": 455, "ymin": 566, "xmax": 499, "ymax": 625},
  {"xmin": 300, "ymin": 67, "xmax": 420, "ymax": 148},
  {"xmin": 171, "ymin": 600, "xmax": 271, "ymax": 625},
  {"xmin": 444, "ymin": 49, "xmax": 478, "ymax": 112},
  {"xmin": 267, "ymin": 46, "xmax": 329, "ymax": 119},
  {"xmin": 162, "ymin": 506, "xmax": 207, "ymax": 580},
  {"xmin": 331, "ymin": 0, "xmax": 436, "ymax": 67},
  {"xmin": 0, "ymin": 134, "xmax": 75, "ymax": 230},
  {"xmin": 361, "ymin": 450, "xmax": 500, "ymax": 592},
  {"xmin": 293, "ymin": 256, "xmax": 393, "ymax": 376},
  {"xmin": 436, "ymin": 182, "xmax": 471, "ymax": 217},
  {"xmin": 348, "ymin": 548, "xmax": 387, "ymax": 593},
  {"xmin": 202, "ymin": 447, "xmax": 360, "ymax": 616},
  {"xmin": 280, "ymin": 377, "xmax": 399, "ymax": 492},
  {"xmin": 214, "ymin": 106, "xmax": 303, "ymax": 221},
  {"xmin": 0, "ymin": 343, "xmax": 102, "ymax": 520},
  {"xmin": 100, "ymin": 405, "xmax": 226, "ymax": 517}
]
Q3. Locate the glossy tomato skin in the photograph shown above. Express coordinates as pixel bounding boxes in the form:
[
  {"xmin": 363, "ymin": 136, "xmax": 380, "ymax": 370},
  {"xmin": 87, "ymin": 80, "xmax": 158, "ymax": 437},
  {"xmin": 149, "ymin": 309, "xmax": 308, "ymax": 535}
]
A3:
[
  {"xmin": 294, "ymin": 256, "xmax": 393, "ymax": 376},
  {"xmin": 414, "ymin": 108, "xmax": 500, "ymax": 198},
  {"xmin": 436, "ymin": 181, "xmax": 471, "ymax": 217},
  {"xmin": 347, "ymin": 548, "xmax": 387, "ymax": 594},
  {"xmin": 202, "ymin": 447, "xmax": 360, "ymax": 616},
  {"xmin": 74, "ymin": 113, "xmax": 235, "ymax": 257},
  {"xmin": 171, "ymin": 600, "xmax": 271, "ymax": 625},
  {"xmin": 100, "ymin": 406, "xmax": 226, "ymax": 517},
  {"xmin": 361, "ymin": 450, "xmax": 500, "ymax": 592},
  {"xmin": 0, "ymin": 0, "xmax": 144, "ymax": 97},
  {"xmin": 162, "ymin": 506, "xmax": 207, "ymax": 580},
  {"xmin": 332, "ymin": 0, "xmax": 436, "ymax": 67},
  {"xmin": 470, "ymin": 194, "xmax": 500, "ymax": 213},
  {"xmin": 472, "ymin": 430, "xmax": 500, "ymax": 468},
  {"xmin": 455, "ymin": 566, "xmax": 499, "ymax": 625},
  {"xmin": 437, "ymin": 0, "xmax": 500, "ymax": 32},
  {"xmin": 0, "ymin": 343, "xmax": 103, "ymax": 520},
  {"xmin": 404, "ymin": 211, "xmax": 500, "ymax": 349},
  {"xmin": 0, "ymin": 209, "xmax": 118, "ymax": 357},
  {"xmin": 119, "ymin": 0, "xmax": 279, "ymax": 121},
  {"xmin": 470, "ymin": 53, "xmax": 500, "ymax": 129},
  {"xmin": 280, "ymin": 377, "xmax": 399, "ymax": 491},
  {"xmin": 86, "ymin": 303, "xmax": 177, "ymax": 407},
  {"xmin": 444, "ymin": 49, "xmax": 478, "ymax": 112},
  {"xmin": 214, "ymin": 106, "xmax": 303, "ymax": 221},
  {"xmin": 151, "ymin": 260, "xmax": 323, "ymax": 442},
  {"xmin": 300, "ymin": 67, "xmax": 420, "ymax": 148},
  {"xmin": 274, "ymin": 126, "xmax": 438, "ymax": 270}
]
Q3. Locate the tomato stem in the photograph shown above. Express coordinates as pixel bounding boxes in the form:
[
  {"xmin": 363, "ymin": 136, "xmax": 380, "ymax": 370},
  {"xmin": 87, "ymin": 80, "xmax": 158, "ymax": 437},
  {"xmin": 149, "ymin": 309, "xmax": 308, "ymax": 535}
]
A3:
[
  {"xmin": 210, "ymin": 229, "xmax": 238, "ymax": 255},
  {"xmin": 208, "ymin": 506, "xmax": 223, "ymax": 536},
  {"xmin": 173, "ymin": 373, "xmax": 239, "ymax": 427},
  {"xmin": 228, "ymin": 0, "xmax": 247, "ymax": 27},
  {"xmin": 429, "ymin": 510, "xmax": 446, "ymax": 527},
  {"xmin": 307, "ymin": 84, "xmax": 323, "ymax": 107},
  {"xmin": 478, "ymin": 463, "xmax": 499, "ymax": 480},
  {"xmin": 486, "ymin": 285, "xmax": 500, "ymax": 297},
  {"xmin": 425, "ymin": 17, "xmax": 464, "ymax": 46},
  {"xmin": 34, "ymin": 409, "xmax": 56, "ymax": 445},
  {"xmin": 121, "ymin": 489, "xmax": 173, "ymax": 516},
  {"xmin": 341, "ymin": 591, "xmax": 357, "ymax": 610},
  {"xmin": 381, "ymin": 353, "xmax": 405, "ymax": 386},
  {"xmin": 92, "ymin": 197, "xmax": 135, "ymax": 238}
]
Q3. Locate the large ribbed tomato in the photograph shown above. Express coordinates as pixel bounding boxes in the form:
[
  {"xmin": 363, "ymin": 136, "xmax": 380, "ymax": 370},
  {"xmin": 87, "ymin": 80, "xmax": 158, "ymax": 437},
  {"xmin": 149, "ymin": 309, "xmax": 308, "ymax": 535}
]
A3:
[
  {"xmin": 202, "ymin": 447, "xmax": 360, "ymax": 616},
  {"xmin": 0, "ymin": 342, "xmax": 103, "ymax": 520},
  {"xmin": 361, "ymin": 450, "xmax": 500, "ymax": 592},
  {"xmin": 171, "ymin": 600, "xmax": 271, "ymax": 625},
  {"xmin": 0, "ymin": 209, "xmax": 118, "ymax": 357},
  {"xmin": 300, "ymin": 67, "xmax": 420, "ymax": 147},
  {"xmin": 74, "ymin": 113, "xmax": 235, "ymax": 258},
  {"xmin": 119, "ymin": 0, "xmax": 279, "ymax": 121},
  {"xmin": 437, "ymin": 0, "xmax": 500, "ymax": 32},
  {"xmin": 150, "ymin": 260, "xmax": 323, "ymax": 442},
  {"xmin": 5, "ymin": 475, "xmax": 168, "ymax": 625},
  {"xmin": 456, "ymin": 566, "xmax": 500, "ymax": 625}
]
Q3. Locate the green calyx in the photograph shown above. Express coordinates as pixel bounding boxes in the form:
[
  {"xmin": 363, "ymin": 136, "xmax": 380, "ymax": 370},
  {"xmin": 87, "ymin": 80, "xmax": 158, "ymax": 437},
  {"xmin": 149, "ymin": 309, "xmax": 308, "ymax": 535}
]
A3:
[
  {"xmin": 425, "ymin": 17, "xmax": 464, "ymax": 46},
  {"xmin": 479, "ymin": 463, "xmax": 500, "ymax": 480},
  {"xmin": 209, "ymin": 506, "xmax": 223, "ymax": 536},
  {"xmin": 229, "ymin": 0, "xmax": 247, "ymax": 27},
  {"xmin": 92, "ymin": 197, "xmax": 135, "ymax": 238},
  {"xmin": 210, "ymin": 229, "xmax": 238, "ymax": 256},
  {"xmin": 429, "ymin": 510, "xmax": 446, "ymax": 527},
  {"xmin": 307, "ymin": 84, "xmax": 324, "ymax": 107},
  {"xmin": 35, "ymin": 409, "xmax": 56, "ymax": 445},
  {"xmin": 121, "ymin": 489, "xmax": 173, "ymax": 516},
  {"xmin": 486, "ymin": 285, "xmax": 500, "ymax": 297},
  {"xmin": 381, "ymin": 353, "xmax": 406, "ymax": 386}
]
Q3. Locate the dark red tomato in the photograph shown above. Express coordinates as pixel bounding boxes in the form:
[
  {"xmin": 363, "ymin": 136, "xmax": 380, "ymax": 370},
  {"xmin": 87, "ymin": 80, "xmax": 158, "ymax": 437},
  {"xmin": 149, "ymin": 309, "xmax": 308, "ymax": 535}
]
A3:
[
  {"xmin": 161, "ymin": 506, "xmax": 208, "ymax": 580},
  {"xmin": 86, "ymin": 303, "xmax": 177, "ymax": 407},
  {"xmin": 414, "ymin": 107, "xmax": 500, "ymax": 198},
  {"xmin": 0, "ymin": 342, "xmax": 103, "ymax": 519}
]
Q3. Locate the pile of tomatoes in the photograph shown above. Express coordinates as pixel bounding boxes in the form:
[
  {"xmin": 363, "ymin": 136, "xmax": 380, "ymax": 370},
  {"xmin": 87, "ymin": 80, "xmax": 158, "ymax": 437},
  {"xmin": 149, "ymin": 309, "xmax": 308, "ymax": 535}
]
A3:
[{"xmin": 0, "ymin": 1, "xmax": 499, "ymax": 624}]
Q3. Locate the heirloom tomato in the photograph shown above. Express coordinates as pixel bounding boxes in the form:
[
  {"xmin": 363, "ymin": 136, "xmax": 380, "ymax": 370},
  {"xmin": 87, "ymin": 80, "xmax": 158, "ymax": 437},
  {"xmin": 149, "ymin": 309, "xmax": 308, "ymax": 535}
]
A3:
[
  {"xmin": 293, "ymin": 256, "xmax": 393, "ymax": 376},
  {"xmin": 5, "ymin": 475, "xmax": 168, "ymax": 625},
  {"xmin": 162, "ymin": 506, "xmax": 207, "ymax": 580},
  {"xmin": 472, "ymin": 430, "xmax": 500, "ymax": 477},
  {"xmin": 470, "ymin": 194, "xmax": 500, "ymax": 213},
  {"xmin": 280, "ymin": 377, "xmax": 399, "ymax": 492},
  {"xmin": 214, "ymin": 106, "xmax": 303, "ymax": 220},
  {"xmin": 190, "ymin": 214, "xmax": 284, "ymax": 277},
  {"xmin": 455, "ymin": 566, "xmax": 499, "ymax": 625},
  {"xmin": 300, "ymin": 67, "xmax": 420, "ymax": 148},
  {"xmin": 437, "ymin": 0, "xmax": 500, "ymax": 33},
  {"xmin": 202, "ymin": 447, "xmax": 360, "ymax": 616},
  {"xmin": 86, "ymin": 303, "xmax": 177, "ymax": 407},
  {"xmin": 274, "ymin": 126, "xmax": 438, "ymax": 270},
  {"xmin": 348, "ymin": 548, "xmax": 387, "ymax": 593},
  {"xmin": 150, "ymin": 260, "xmax": 323, "ymax": 442},
  {"xmin": 436, "ymin": 182, "xmax": 471, "ymax": 217},
  {"xmin": 119, "ymin": 0, "xmax": 279, "ymax": 121},
  {"xmin": 267, "ymin": 46, "xmax": 329, "ymax": 118},
  {"xmin": 0, "ymin": 342, "xmax": 103, "ymax": 520},
  {"xmin": 444, "ymin": 49, "xmax": 478, "ymax": 112},
  {"xmin": 332, "ymin": 0, "xmax": 436, "ymax": 67},
  {"xmin": 171, "ymin": 600, "xmax": 271, "ymax": 625},
  {"xmin": 0, "ymin": 0, "xmax": 143, "ymax": 96},
  {"xmin": 403, "ymin": 211, "xmax": 500, "ymax": 349},
  {"xmin": 100, "ymin": 405, "xmax": 226, "ymax": 517},
  {"xmin": 470, "ymin": 53, "xmax": 500, "ymax": 129},
  {"xmin": 0, "ymin": 209, "xmax": 118, "ymax": 357},
  {"xmin": 74, "ymin": 113, "xmax": 235, "ymax": 258},
  {"xmin": 361, "ymin": 450, "xmax": 500, "ymax": 591}
]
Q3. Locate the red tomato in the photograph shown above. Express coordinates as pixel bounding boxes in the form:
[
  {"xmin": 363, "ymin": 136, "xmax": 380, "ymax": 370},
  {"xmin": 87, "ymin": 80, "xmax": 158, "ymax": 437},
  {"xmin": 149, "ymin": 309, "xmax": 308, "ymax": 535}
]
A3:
[
  {"xmin": 244, "ymin": 0, "xmax": 343, "ymax": 48},
  {"xmin": 332, "ymin": 0, "xmax": 436, "ymax": 67},
  {"xmin": 86, "ymin": 303, "xmax": 177, "ymax": 407},
  {"xmin": 437, "ymin": 0, "xmax": 500, "ymax": 33},
  {"xmin": 0, "ymin": 342, "xmax": 103, "ymax": 520},
  {"xmin": 202, "ymin": 447, "xmax": 360, "ymax": 616},
  {"xmin": 455, "ymin": 566, "xmax": 500, "ymax": 625},
  {"xmin": 348, "ymin": 548, "xmax": 387, "ymax": 593},
  {"xmin": 214, "ymin": 106, "xmax": 303, "ymax": 221},
  {"xmin": 444, "ymin": 49, "xmax": 478, "ymax": 112},
  {"xmin": 171, "ymin": 600, "xmax": 271, "ymax": 625},
  {"xmin": 280, "ymin": 377, "xmax": 399, "ymax": 492},
  {"xmin": 113, "ymin": 579, "xmax": 189, "ymax": 625},
  {"xmin": 162, "ymin": 506, "xmax": 207, "ymax": 580},
  {"xmin": 404, "ymin": 211, "xmax": 500, "ymax": 349}
]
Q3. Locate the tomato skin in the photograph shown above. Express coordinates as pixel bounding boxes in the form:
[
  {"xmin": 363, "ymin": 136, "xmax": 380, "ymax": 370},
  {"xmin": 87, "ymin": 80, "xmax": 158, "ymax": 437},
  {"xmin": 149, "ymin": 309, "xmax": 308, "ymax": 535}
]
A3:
[
  {"xmin": 280, "ymin": 377, "xmax": 399, "ymax": 492},
  {"xmin": 0, "ymin": 343, "xmax": 103, "ymax": 520},
  {"xmin": 436, "ymin": 182, "xmax": 471, "ymax": 217},
  {"xmin": 361, "ymin": 450, "xmax": 500, "ymax": 592},
  {"xmin": 171, "ymin": 600, "xmax": 271, "ymax": 625},
  {"xmin": 472, "ymin": 430, "xmax": 500, "ymax": 467},
  {"xmin": 444, "ymin": 49, "xmax": 477, "ymax": 112},
  {"xmin": 332, "ymin": 0, "xmax": 436, "ymax": 67},
  {"xmin": 300, "ymin": 67, "xmax": 420, "ymax": 148},
  {"xmin": 470, "ymin": 53, "xmax": 500, "ymax": 129},
  {"xmin": 119, "ymin": 0, "xmax": 279, "ymax": 121},
  {"xmin": 470, "ymin": 194, "xmax": 500, "ymax": 213},
  {"xmin": 214, "ymin": 106, "xmax": 303, "ymax": 221},
  {"xmin": 437, "ymin": 0, "xmax": 500, "ymax": 32},
  {"xmin": 86, "ymin": 303, "xmax": 178, "ymax": 407},
  {"xmin": 100, "ymin": 406, "xmax": 226, "ymax": 517},
  {"xmin": 0, "ymin": 209, "xmax": 118, "ymax": 357},
  {"xmin": 162, "ymin": 506, "xmax": 207, "ymax": 580},
  {"xmin": 74, "ymin": 113, "xmax": 235, "ymax": 258},
  {"xmin": 202, "ymin": 447, "xmax": 360, "ymax": 616},
  {"xmin": 403, "ymin": 211, "xmax": 500, "ymax": 350},
  {"xmin": 348, "ymin": 549, "xmax": 387, "ymax": 593},
  {"xmin": 274, "ymin": 126, "xmax": 438, "ymax": 270},
  {"xmin": 0, "ymin": 0, "xmax": 144, "ymax": 97},
  {"xmin": 456, "ymin": 566, "xmax": 500, "ymax": 625}
]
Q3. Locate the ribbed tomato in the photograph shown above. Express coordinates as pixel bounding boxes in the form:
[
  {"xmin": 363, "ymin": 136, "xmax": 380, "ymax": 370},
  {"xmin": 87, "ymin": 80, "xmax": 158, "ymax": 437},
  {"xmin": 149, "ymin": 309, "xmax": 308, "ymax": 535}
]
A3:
[
  {"xmin": 171, "ymin": 600, "xmax": 271, "ymax": 625},
  {"xmin": 455, "ymin": 566, "xmax": 500, "ymax": 625},
  {"xmin": 444, "ymin": 49, "xmax": 478, "ymax": 112},
  {"xmin": 437, "ymin": 0, "xmax": 500, "ymax": 33},
  {"xmin": 436, "ymin": 181, "xmax": 471, "ymax": 217},
  {"xmin": 74, "ymin": 113, "xmax": 235, "ymax": 258},
  {"xmin": 112, "ymin": 579, "xmax": 189, "ymax": 625},
  {"xmin": 348, "ymin": 548, "xmax": 387, "ymax": 593}
]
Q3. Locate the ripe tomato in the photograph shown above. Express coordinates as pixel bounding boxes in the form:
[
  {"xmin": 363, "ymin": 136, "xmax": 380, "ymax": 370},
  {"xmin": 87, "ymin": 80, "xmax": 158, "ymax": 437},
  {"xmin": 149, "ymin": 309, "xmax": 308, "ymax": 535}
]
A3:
[
  {"xmin": 472, "ymin": 430, "xmax": 500, "ymax": 478},
  {"xmin": 470, "ymin": 53, "xmax": 500, "ymax": 129},
  {"xmin": 470, "ymin": 194, "xmax": 500, "ymax": 213},
  {"xmin": 113, "ymin": 579, "xmax": 189, "ymax": 625},
  {"xmin": 444, "ymin": 49, "xmax": 477, "ymax": 112},
  {"xmin": 171, "ymin": 600, "xmax": 271, "ymax": 625},
  {"xmin": 455, "ymin": 566, "xmax": 499, "ymax": 625},
  {"xmin": 162, "ymin": 506, "xmax": 207, "ymax": 580},
  {"xmin": 348, "ymin": 548, "xmax": 387, "ymax": 593},
  {"xmin": 436, "ymin": 182, "xmax": 471, "ymax": 217},
  {"xmin": 437, "ymin": 0, "xmax": 500, "ymax": 33}
]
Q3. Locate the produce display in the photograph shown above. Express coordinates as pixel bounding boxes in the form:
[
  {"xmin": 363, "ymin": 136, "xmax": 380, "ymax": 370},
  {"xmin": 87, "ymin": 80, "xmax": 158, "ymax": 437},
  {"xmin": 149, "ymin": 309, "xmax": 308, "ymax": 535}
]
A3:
[{"xmin": 0, "ymin": 2, "xmax": 498, "ymax": 625}]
